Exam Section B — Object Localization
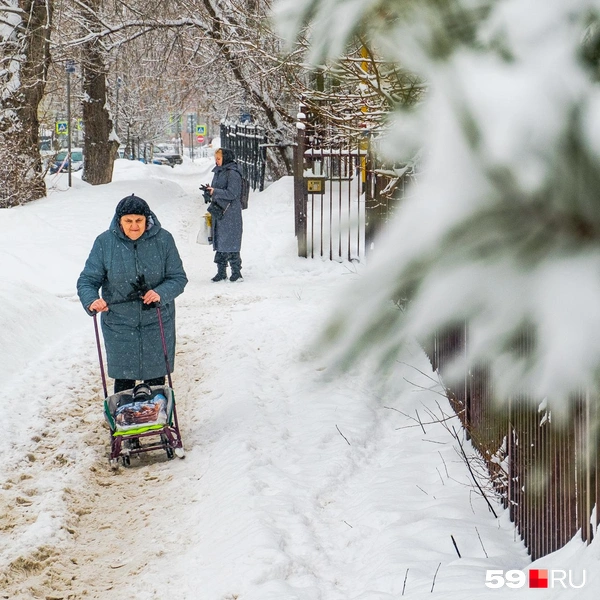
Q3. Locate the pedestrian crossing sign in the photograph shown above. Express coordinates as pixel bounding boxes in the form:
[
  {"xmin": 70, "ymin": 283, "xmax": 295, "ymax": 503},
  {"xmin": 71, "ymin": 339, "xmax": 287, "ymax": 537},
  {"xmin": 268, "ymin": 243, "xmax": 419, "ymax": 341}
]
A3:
[{"xmin": 56, "ymin": 121, "xmax": 68, "ymax": 134}]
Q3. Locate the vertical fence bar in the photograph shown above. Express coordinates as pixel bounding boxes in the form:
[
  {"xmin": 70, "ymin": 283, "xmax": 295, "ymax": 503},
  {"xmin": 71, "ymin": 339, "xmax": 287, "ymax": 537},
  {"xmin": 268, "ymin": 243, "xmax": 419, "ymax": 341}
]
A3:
[
  {"xmin": 357, "ymin": 144, "xmax": 363, "ymax": 259},
  {"xmin": 329, "ymin": 147, "xmax": 333, "ymax": 261},
  {"xmin": 595, "ymin": 403, "xmax": 600, "ymax": 536},
  {"xmin": 364, "ymin": 136, "xmax": 377, "ymax": 258},
  {"xmin": 528, "ymin": 397, "xmax": 536, "ymax": 557},
  {"xmin": 546, "ymin": 429, "xmax": 552, "ymax": 557},
  {"xmin": 585, "ymin": 390, "xmax": 593, "ymax": 543},
  {"xmin": 567, "ymin": 415, "xmax": 576, "ymax": 548},
  {"xmin": 357, "ymin": 152, "xmax": 360, "ymax": 259},
  {"xmin": 508, "ymin": 399, "xmax": 515, "ymax": 523},
  {"xmin": 320, "ymin": 147, "xmax": 324, "ymax": 258},
  {"xmin": 337, "ymin": 147, "xmax": 342, "ymax": 260},
  {"xmin": 551, "ymin": 426, "xmax": 561, "ymax": 553},
  {"xmin": 557, "ymin": 428, "xmax": 566, "ymax": 551},
  {"xmin": 512, "ymin": 403, "xmax": 520, "ymax": 538},
  {"xmin": 310, "ymin": 181, "xmax": 315, "ymax": 259},
  {"xmin": 348, "ymin": 145, "xmax": 352, "ymax": 261},
  {"xmin": 577, "ymin": 395, "xmax": 582, "ymax": 545}
]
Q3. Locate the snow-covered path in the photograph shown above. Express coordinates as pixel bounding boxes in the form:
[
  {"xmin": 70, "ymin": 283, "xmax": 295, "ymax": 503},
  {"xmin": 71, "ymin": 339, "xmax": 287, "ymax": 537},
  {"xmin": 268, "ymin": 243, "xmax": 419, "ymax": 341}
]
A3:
[{"xmin": 2, "ymin": 159, "xmax": 597, "ymax": 600}]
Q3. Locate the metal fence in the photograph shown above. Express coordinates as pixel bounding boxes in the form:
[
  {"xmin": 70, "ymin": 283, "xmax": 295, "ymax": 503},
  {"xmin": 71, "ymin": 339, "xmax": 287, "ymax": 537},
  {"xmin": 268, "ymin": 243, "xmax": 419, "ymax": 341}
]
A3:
[
  {"xmin": 293, "ymin": 101, "xmax": 600, "ymax": 560},
  {"xmin": 220, "ymin": 120, "xmax": 267, "ymax": 191},
  {"xmin": 428, "ymin": 327, "xmax": 599, "ymax": 560}
]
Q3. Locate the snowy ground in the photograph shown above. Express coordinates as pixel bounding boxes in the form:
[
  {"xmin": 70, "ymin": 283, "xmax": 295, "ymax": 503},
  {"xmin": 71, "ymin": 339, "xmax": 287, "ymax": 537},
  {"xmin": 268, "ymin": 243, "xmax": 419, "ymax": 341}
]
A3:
[{"xmin": 0, "ymin": 158, "xmax": 598, "ymax": 599}]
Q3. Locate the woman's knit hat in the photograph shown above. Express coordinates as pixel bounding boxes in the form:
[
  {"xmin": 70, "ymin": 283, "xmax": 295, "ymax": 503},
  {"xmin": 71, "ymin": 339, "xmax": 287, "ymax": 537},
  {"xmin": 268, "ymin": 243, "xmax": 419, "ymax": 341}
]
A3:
[{"xmin": 116, "ymin": 194, "xmax": 151, "ymax": 218}]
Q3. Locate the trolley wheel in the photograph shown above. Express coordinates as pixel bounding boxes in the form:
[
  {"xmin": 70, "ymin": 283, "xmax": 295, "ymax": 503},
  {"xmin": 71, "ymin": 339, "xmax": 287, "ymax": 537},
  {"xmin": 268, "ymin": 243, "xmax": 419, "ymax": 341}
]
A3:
[
  {"xmin": 122, "ymin": 455, "xmax": 131, "ymax": 467},
  {"xmin": 127, "ymin": 438, "xmax": 141, "ymax": 450},
  {"xmin": 175, "ymin": 447, "xmax": 185, "ymax": 459},
  {"xmin": 109, "ymin": 458, "xmax": 120, "ymax": 471}
]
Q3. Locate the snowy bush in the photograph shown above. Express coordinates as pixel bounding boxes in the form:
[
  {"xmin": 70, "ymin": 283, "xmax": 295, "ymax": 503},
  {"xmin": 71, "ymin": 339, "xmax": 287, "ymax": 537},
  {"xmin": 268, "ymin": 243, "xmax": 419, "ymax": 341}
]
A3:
[{"xmin": 276, "ymin": 0, "xmax": 600, "ymax": 410}]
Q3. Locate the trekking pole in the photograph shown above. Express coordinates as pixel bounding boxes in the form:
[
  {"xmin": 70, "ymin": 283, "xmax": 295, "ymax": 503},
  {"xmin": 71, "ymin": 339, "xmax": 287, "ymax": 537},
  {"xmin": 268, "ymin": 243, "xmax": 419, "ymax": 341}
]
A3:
[
  {"xmin": 156, "ymin": 306, "xmax": 174, "ymax": 389},
  {"xmin": 93, "ymin": 312, "xmax": 109, "ymax": 398}
]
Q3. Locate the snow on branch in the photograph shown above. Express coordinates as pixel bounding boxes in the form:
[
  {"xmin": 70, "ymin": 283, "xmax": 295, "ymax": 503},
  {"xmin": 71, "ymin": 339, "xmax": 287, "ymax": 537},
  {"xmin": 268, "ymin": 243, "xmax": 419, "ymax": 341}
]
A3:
[{"xmin": 285, "ymin": 0, "xmax": 600, "ymax": 410}]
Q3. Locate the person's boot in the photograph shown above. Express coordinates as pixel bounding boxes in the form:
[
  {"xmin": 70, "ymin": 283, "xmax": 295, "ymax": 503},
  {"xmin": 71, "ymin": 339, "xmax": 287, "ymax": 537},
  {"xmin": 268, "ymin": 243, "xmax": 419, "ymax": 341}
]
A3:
[
  {"xmin": 212, "ymin": 265, "xmax": 227, "ymax": 282},
  {"xmin": 212, "ymin": 252, "xmax": 228, "ymax": 282},
  {"xmin": 229, "ymin": 252, "xmax": 243, "ymax": 282}
]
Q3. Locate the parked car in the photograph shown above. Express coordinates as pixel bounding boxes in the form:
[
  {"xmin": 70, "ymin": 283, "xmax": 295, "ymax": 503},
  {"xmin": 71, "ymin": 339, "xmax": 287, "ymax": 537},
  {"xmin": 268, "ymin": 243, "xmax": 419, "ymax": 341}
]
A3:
[
  {"xmin": 49, "ymin": 149, "xmax": 84, "ymax": 174},
  {"xmin": 151, "ymin": 144, "xmax": 183, "ymax": 167},
  {"xmin": 163, "ymin": 153, "xmax": 183, "ymax": 166},
  {"xmin": 153, "ymin": 154, "xmax": 173, "ymax": 167},
  {"xmin": 152, "ymin": 152, "xmax": 183, "ymax": 167}
]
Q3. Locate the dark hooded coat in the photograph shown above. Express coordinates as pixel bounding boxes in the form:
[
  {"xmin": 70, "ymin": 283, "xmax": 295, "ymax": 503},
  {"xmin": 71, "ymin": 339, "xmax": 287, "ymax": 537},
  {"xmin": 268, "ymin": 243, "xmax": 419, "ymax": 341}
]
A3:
[
  {"xmin": 210, "ymin": 149, "xmax": 243, "ymax": 252},
  {"xmin": 77, "ymin": 208, "xmax": 187, "ymax": 381}
]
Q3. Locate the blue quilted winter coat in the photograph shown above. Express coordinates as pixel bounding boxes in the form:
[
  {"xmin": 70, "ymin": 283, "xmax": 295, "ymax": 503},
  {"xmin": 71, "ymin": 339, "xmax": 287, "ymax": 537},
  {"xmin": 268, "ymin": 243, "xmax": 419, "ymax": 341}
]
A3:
[
  {"xmin": 210, "ymin": 160, "xmax": 243, "ymax": 252},
  {"xmin": 77, "ymin": 211, "xmax": 187, "ymax": 381}
]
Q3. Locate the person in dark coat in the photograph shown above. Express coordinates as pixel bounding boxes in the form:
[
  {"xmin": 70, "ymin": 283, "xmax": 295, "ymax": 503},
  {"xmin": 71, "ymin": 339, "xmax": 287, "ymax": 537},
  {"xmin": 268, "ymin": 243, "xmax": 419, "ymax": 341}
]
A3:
[
  {"xmin": 206, "ymin": 148, "xmax": 244, "ymax": 281},
  {"xmin": 77, "ymin": 194, "xmax": 188, "ymax": 394}
]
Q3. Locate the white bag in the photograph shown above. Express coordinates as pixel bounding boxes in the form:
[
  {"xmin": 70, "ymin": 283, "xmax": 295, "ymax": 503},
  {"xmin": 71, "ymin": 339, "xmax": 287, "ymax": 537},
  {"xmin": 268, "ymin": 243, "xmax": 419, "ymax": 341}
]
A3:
[{"xmin": 196, "ymin": 213, "xmax": 212, "ymax": 245}]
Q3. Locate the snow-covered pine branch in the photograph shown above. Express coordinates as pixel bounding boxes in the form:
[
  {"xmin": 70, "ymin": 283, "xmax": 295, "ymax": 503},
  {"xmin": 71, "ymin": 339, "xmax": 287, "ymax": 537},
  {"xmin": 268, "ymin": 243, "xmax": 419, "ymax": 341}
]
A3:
[{"xmin": 278, "ymin": 0, "xmax": 600, "ymax": 412}]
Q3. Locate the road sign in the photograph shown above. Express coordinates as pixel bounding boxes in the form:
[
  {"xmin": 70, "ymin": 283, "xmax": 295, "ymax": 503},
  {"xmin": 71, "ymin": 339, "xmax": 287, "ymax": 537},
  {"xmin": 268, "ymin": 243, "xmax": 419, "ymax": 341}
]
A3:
[
  {"xmin": 187, "ymin": 114, "xmax": 195, "ymax": 133},
  {"xmin": 56, "ymin": 121, "xmax": 68, "ymax": 134},
  {"xmin": 196, "ymin": 124, "xmax": 207, "ymax": 135},
  {"xmin": 65, "ymin": 60, "xmax": 76, "ymax": 73},
  {"xmin": 197, "ymin": 135, "xmax": 205, "ymax": 144}
]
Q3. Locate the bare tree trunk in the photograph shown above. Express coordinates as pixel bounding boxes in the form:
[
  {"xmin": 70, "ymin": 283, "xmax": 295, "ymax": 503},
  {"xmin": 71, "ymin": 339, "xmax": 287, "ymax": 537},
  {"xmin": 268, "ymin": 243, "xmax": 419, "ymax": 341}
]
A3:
[
  {"xmin": 201, "ymin": 0, "xmax": 295, "ymax": 176},
  {"xmin": 80, "ymin": 0, "xmax": 118, "ymax": 185},
  {"xmin": 0, "ymin": 0, "xmax": 53, "ymax": 207}
]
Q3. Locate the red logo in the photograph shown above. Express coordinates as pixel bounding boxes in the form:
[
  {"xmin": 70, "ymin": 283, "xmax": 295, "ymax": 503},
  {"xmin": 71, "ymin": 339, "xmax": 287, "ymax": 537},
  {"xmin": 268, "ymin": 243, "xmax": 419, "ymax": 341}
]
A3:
[{"xmin": 529, "ymin": 569, "xmax": 549, "ymax": 588}]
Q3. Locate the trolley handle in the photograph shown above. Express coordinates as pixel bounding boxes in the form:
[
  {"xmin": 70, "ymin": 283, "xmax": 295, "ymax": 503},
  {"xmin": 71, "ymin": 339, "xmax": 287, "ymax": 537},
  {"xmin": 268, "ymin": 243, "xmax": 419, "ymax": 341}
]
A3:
[
  {"xmin": 93, "ymin": 312, "xmax": 109, "ymax": 399},
  {"xmin": 92, "ymin": 305, "xmax": 173, "ymax": 397}
]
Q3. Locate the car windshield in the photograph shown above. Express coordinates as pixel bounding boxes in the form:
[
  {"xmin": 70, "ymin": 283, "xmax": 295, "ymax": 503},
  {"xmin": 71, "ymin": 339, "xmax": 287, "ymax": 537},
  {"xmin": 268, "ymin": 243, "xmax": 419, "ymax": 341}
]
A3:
[{"xmin": 56, "ymin": 151, "xmax": 83, "ymax": 161}]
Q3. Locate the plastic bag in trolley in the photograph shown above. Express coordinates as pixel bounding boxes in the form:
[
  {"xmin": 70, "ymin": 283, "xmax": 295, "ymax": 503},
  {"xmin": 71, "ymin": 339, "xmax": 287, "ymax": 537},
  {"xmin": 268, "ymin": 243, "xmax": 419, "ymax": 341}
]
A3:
[{"xmin": 105, "ymin": 385, "xmax": 172, "ymax": 432}]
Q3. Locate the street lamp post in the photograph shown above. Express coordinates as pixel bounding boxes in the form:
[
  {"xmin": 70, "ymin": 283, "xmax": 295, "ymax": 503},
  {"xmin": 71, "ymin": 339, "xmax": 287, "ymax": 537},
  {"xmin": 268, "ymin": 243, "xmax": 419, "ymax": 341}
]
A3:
[
  {"xmin": 115, "ymin": 76, "xmax": 121, "ymax": 138},
  {"xmin": 188, "ymin": 113, "xmax": 196, "ymax": 161},
  {"xmin": 65, "ymin": 59, "xmax": 76, "ymax": 187},
  {"xmin": 177, "ymin": 115, "xmax": 183, "ymax": 155}
]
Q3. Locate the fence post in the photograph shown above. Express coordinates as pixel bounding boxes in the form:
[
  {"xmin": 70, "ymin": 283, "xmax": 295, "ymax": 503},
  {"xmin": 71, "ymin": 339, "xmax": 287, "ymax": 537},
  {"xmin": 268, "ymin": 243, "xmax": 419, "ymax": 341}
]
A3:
[
  {"xmin": 258, "ymin": 132, "xmax": 267, "ymax": 191},
  {"xmin": 294, "ymin": 115, "xmax": 307, "ymax": 258}
]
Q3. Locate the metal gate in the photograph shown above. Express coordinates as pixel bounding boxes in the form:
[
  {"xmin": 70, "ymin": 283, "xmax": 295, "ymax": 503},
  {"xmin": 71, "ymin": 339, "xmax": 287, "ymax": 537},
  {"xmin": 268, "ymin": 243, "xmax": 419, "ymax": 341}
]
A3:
[
  {"xmin": 295, "ymin": 137, "xmax": 366, "ymax": 260},
  {"xmin": 294, "ymin": 105, "xmax": 414, "ymax": 261}
]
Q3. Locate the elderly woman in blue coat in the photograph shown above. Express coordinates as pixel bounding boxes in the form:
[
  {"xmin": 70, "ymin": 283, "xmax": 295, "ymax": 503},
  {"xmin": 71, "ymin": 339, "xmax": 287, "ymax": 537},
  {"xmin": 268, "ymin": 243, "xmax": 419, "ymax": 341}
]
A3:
[
  {"xmin": 206, "ymin": 148, "xmax": 244, "ymax": 281},
  {"xmin": 77, "ymin": 194, "xmax": 188, "ymax": 394}
]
